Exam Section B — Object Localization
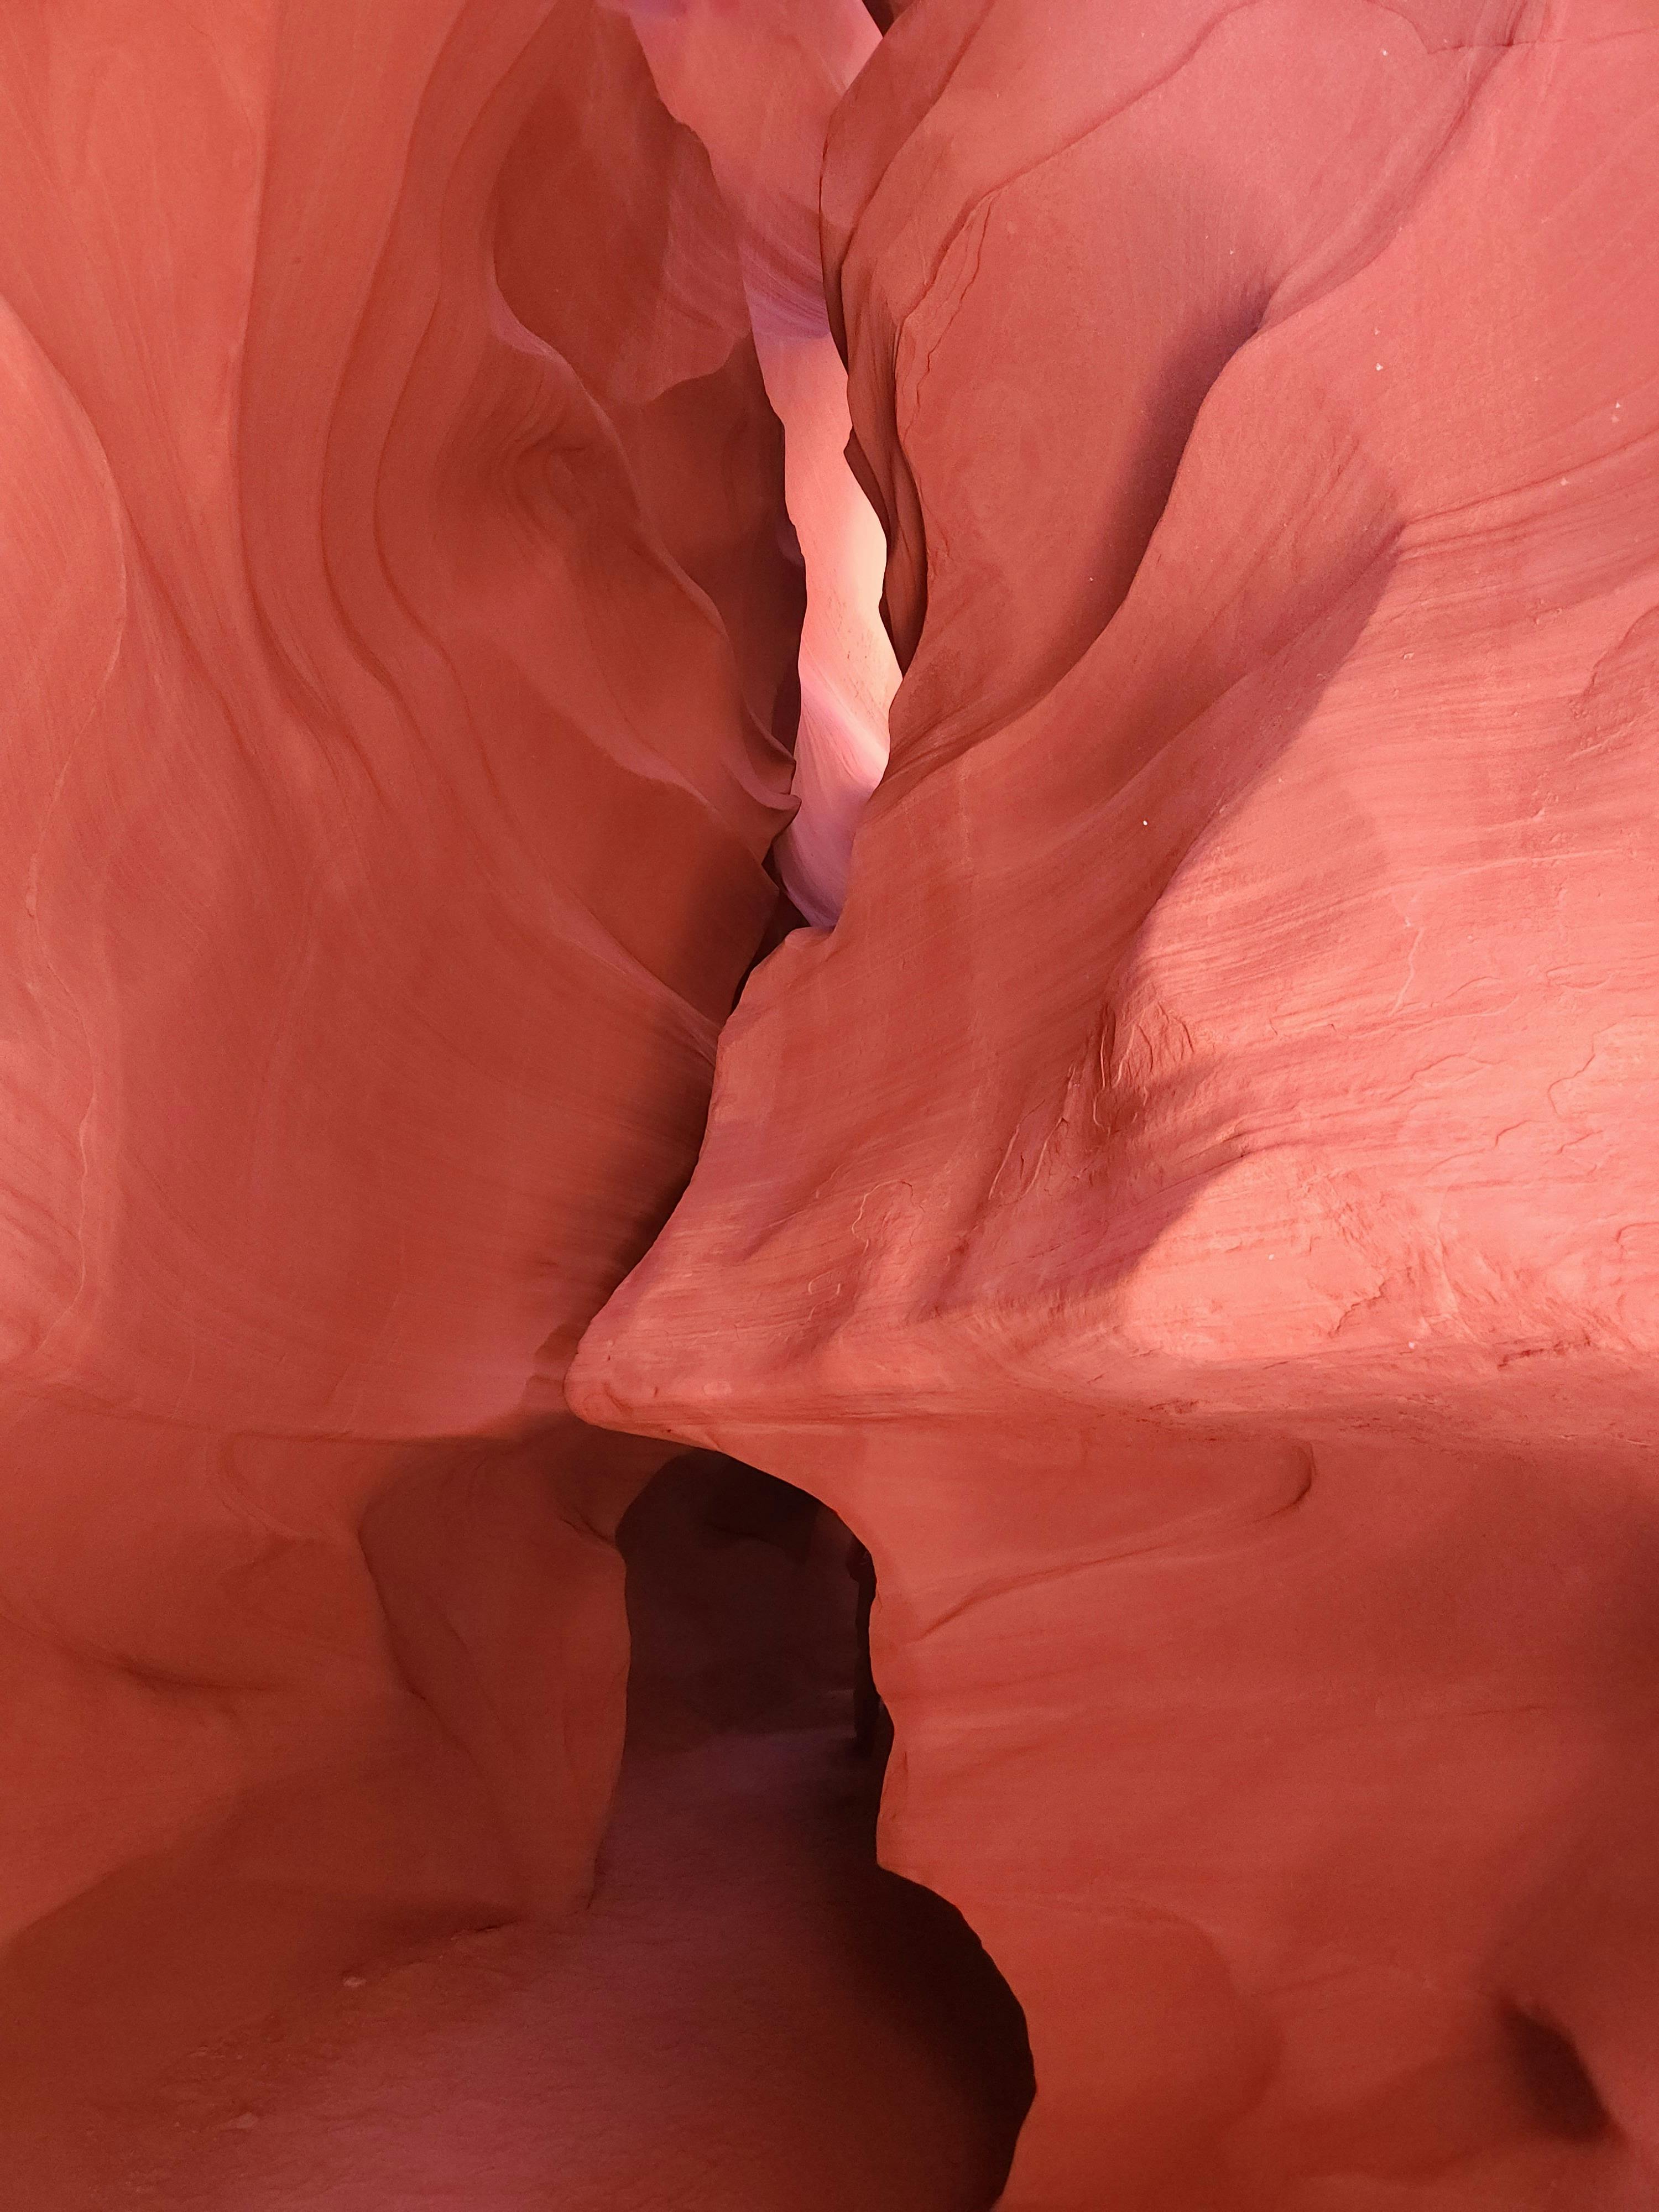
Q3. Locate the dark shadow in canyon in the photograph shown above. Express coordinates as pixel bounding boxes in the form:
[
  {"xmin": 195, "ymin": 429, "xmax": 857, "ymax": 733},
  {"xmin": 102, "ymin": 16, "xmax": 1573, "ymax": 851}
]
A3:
[
  {"xmin": 612, "ymin": 1449, "xmax": 1035, "ymax": 2201},
  {"xmin": 39, "ymin": 1453, "xmax": 1031, "ymax": 2210}
]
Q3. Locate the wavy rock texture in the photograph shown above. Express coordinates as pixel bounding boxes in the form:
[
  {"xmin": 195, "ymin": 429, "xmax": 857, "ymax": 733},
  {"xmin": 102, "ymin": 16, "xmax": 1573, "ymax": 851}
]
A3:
[
  {"xmin": 0, "ymin": 0, "xmax": 804, "ymax": 2121},
  {"xmin": 620, "ymin": 0, "xmax": 900, "ymax": 924},
  {"xmin": 573, "ymin": 1, "xmax": 1659, "ymax": 2203},
  {"xmin": 49, "ymin": 1463, "xmax": 1030, "ymax": 2211}
]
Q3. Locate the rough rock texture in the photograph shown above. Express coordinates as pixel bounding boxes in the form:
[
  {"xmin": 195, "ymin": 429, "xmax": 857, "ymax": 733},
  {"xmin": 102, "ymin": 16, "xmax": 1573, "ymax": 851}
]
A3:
[
  {"xmin": 572, "ymin": 2, "xmax": 1659, "ymax": 2203},
  {"xmin": 0, "ymin": 0, "xmax": 802, "ymax": 2124}
]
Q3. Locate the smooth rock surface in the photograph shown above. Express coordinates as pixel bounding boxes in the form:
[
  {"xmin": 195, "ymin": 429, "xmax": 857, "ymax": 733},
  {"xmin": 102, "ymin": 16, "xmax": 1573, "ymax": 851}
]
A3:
[
  {"xmin": 0, "ymin": 0, "xmax": 802, "ymax": 2124},
  {"xmin": 620, "ymin": 0, "xmax": 899, "ymax": 924},
  {"xmin": 35, "ymin": 1463, "xmax": 1030, "ymax": 2211},
  {"xmin": 572, "ymin": 4, "xmax": 1659, "ymax": 2203}
]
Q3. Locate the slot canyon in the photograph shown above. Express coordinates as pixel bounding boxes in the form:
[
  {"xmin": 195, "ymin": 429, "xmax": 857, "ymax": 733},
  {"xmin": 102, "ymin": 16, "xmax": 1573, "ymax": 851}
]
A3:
[{"xmin": 2, "ymin": 1, "xmax": 1658, "ymax": 2206}]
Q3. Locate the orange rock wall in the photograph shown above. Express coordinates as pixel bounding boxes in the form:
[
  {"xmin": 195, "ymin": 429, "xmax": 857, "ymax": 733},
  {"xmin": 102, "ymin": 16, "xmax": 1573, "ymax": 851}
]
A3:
[
  {"xmin": 573, "ymin": 3, "xmax": 1659, "ymax": 2201},
  {"xmin": 0, "ymin": 0, "xmax": 801, "ymax": 2112},
  {"xmin": 6, "ymin": 1, "xmax": 1659, "ymax": 2200}
]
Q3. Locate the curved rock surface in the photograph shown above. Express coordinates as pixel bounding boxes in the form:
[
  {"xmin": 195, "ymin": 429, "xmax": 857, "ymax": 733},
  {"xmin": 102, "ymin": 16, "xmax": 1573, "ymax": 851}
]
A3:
[
  {"xmin": 619, "ymin": 0, "xmax": 900, "ymax": 924},
  {"xmin": 43, "ymin": 1463, "xmax": 1030, "ymax": 2211},
  {"xmin": 0, "ymin": 0, "xmax": 804, "ymax": 2124},
  {"xmin": 7, "ymin": 0, "xmax": 1659, "ymax": 2202},
  {"xmin": 572, "ymin": 2, "xmax": 1659, "ymax": 2203}
]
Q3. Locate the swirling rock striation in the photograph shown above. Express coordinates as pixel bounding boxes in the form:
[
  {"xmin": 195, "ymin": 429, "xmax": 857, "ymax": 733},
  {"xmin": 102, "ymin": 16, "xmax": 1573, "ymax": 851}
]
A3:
[
  {"xmin": 573, "ymin": 2, "xmax": 1659, "ymax": 2203},
  {"xmin": 0, "ymin": 0, "xmax": 802, "ymax": 2115}
]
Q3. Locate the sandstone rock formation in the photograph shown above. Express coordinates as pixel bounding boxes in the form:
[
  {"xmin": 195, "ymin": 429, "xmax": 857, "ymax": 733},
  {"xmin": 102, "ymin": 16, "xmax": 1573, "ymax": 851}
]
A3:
[
  {"xmin": 54, "ymin": 1463, "xmax": 1029, "ymax": 2211},
  {"xmin": 618, "ymin": 0, "xmax": 899, "ymax": 924},
  {"xmin": 572, "ymin": 2, "xmax": 1659, "ymax": 2202},
  {"xmin": 0, "ymin": 0, "xmax": 806, "ymax": 2123},
  {"xmin": 6, "ymin": 0, "xmax": 1659, "ymax": 2204}
]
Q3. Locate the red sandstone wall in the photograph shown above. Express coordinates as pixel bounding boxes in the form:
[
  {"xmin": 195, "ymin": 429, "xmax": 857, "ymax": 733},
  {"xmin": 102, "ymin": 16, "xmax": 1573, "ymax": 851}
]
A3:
[
  {"xmin": 618, "ymin": 0, "xmax": 899, "ymax": 924},
  {"xmin": 0, "ymin": 0, "xmax": 802, "ymax": 2115},
  {"xmin": 6, "ymin": 0, "xmax": 1659, "ymax": 2198},
  {"xmin": 572, "ymin": 2, "xmax": 1659, "ymax": 2201}
]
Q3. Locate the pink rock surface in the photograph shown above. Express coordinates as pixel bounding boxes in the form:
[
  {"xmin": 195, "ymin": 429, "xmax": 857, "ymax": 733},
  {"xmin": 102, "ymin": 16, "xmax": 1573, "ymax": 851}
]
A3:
[
  {"xmin": 8, "ymin": 0, "xmax": 1659, "ymax": 2200},
  {"xmin": 622, "ymin": 0, "xmax": 899, "ymax": 924},
  {"xmin": 0, "ymin": 0, "xmax": 801, "ymax": 2122},
  {"xmin": 572, "ymin": 2, "xmax": 1659, "ymax": 2201},
  {"xmin": 43, "ymin": 1466, "xmax": 1029, "ymax": 2212}
]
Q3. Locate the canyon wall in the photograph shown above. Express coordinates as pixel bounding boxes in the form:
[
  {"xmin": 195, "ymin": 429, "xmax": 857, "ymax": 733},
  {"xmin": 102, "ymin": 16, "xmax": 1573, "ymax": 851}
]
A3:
[
  {"xmin": 572, "ymin": 2, "xmax": 1659, "ymax": 2203},
  {"xmin": 5, "ymin": 0, "xmax": 1658, "ymax": 2201},
  {"xmin": 617, "ymin": 0, "xmax": 898, "ymax": 925},
  {"xmin": 0, "ymin": 0, "xmax": 812, "ymax": 2117}
]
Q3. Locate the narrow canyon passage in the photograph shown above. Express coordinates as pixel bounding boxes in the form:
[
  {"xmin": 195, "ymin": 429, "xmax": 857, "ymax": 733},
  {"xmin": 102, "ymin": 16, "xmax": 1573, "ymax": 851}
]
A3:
[
  {"xmin": 48, "ymin": 1463, "xmax": 1030, "ymax": 2212},
  {"xmin": 4, "ymin": 4, "xmax": 1658, "ymax": 2206}
]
